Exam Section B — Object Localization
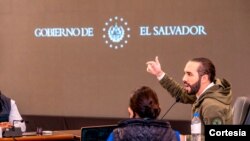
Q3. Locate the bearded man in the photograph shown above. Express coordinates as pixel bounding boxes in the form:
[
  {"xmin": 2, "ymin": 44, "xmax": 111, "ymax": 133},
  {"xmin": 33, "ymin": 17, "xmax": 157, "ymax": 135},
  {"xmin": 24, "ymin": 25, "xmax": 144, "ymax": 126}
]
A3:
[{"xmin": 146, "ymin": 56, "xmax": 233, "ymax": 141}]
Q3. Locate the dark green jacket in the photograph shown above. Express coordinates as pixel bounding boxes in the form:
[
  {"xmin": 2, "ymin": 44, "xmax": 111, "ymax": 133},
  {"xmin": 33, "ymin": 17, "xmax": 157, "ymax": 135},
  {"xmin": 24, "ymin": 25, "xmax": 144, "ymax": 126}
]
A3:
[{"xmin": 159, "ymin": 74, "xmax": 233, "ymax": 135}]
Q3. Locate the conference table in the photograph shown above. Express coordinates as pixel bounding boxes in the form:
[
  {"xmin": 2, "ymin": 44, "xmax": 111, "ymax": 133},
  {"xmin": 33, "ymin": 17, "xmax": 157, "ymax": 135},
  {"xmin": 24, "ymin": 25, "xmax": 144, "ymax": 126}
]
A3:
[{"xmin": 1, "ymin": 130, "xmax": 81, "ymax": 141}]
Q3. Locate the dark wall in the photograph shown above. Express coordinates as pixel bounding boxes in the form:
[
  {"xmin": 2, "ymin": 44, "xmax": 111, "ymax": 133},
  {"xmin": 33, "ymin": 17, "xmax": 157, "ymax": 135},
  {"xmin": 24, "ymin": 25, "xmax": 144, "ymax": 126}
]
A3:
[
  {"xmin": 22, "ymin": 115, "xmax": 191, "ymax": 135},
  {"xmin": 0, "ymin": 0, "xmax": 249, "ymax": 120}
]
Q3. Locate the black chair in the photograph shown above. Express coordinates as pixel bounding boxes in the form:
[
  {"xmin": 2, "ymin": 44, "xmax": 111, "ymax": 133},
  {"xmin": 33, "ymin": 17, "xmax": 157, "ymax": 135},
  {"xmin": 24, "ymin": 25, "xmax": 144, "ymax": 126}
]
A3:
[{"xmin": 233, "ymin": 96, "xmax": 250, "ymax": 125}]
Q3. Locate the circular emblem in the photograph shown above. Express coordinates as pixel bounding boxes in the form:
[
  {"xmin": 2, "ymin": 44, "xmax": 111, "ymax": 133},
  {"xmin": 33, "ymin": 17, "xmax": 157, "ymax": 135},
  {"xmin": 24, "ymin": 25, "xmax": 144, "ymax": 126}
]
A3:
[
  {"xmin": 102, "ymin": 16, "xmax": 130, "ymax": 49},
  {"xmin": 212, "ymin": 117, "xmax": 223, "ymax": 125}
]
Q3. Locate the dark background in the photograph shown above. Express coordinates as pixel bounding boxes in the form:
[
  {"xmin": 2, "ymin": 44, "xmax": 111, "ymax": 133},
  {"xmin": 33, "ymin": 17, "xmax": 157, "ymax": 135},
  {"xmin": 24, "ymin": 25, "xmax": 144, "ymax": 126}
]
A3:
[{"xmin": 0, "ymin": 0, "xmax": 249, "ymax": 121}]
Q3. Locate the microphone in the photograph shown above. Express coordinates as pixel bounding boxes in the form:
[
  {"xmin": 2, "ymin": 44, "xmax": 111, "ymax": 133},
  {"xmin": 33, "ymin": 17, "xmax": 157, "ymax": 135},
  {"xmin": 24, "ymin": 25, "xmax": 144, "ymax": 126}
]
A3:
[
  {"xmin": 12, "ymin": 119, "xmax": 27, "ymax": 130},
  {"xmin": 2, "ymin": 119, "xmax": 27, "ymax": 137},
  {"xmin": 13, "ymin": 119, "xmax": 27, "ymax": 125},
  {"xmin": 161, "ymin": 96, "xmax": 180, "ymax": 120}
]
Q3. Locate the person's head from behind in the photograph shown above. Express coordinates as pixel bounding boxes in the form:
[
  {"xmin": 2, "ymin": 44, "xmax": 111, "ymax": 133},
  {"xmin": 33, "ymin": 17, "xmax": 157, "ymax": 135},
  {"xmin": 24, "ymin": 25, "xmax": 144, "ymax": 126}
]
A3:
[
  {"xmin": 128, "ymin": 86, "xmax": 161, "ymax": 119},
  {"xmin": 182, "ymin": 57, "xmax": 216, "ymax": 96}
]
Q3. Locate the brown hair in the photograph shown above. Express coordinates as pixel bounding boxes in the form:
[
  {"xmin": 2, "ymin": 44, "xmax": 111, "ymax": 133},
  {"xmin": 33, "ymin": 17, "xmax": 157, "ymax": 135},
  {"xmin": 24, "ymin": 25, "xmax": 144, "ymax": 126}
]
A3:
[
  {"xmin": 129, "ymin": 86, "xmax": 161, "ymax": 119},
  {"xmin": 191, "ymin": 57, "xmax": 216, "ymax": 82}
]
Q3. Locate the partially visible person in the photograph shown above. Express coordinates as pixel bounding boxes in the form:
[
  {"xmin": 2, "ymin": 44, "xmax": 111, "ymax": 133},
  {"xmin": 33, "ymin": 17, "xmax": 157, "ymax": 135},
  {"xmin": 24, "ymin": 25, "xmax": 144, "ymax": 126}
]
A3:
[
  {"xmin": 146, "ymin": 56, "xmax": 233, "ymax": 141},
  {"xmin": 107, "ymin": 86, "xmax": 180, "ymax": 141},
  {"xmin": 0, "ymin": 91, "xmax": 26, "ymax": 132}
]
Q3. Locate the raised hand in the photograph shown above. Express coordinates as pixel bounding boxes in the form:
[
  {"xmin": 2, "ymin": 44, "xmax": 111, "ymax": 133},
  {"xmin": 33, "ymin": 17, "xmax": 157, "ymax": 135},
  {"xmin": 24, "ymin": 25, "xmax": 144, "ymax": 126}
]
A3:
[{"xmin": 146, "ymin": 56, "xmax": 164, "ymax": 77}]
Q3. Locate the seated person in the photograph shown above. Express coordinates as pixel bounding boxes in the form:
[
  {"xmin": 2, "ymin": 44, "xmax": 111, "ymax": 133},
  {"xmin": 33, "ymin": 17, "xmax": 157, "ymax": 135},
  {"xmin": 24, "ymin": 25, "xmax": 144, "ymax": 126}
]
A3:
[
  {"xmin": 0, "ymin": 91, "xmax": 26, "ymax": 132},
  {"xmin": 107, "ymin": 86, "xmax": 180, "ymax": 141}
]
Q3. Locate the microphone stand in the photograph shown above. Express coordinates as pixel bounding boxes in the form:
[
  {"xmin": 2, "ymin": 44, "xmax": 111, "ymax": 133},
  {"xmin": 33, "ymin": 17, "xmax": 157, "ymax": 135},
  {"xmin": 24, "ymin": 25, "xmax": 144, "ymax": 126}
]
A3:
[
  {"xmin": 161, "ymin": 97, "xmax": 180, "ymax": 120},
  {"xmin": 2, "ymin": 120, "xmax": 24, "ymax": 138}
]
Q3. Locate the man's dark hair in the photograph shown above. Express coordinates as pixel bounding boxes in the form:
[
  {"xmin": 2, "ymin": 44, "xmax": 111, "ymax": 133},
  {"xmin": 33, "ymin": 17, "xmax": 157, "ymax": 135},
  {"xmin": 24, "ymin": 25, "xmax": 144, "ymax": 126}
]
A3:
[
  {"xmin": 129, "ymin": 86, "xmax": 161, "ymax": 119},
  {"xmin": 191, "ymin": 57, "xmax": 216, "ymax": 82}
]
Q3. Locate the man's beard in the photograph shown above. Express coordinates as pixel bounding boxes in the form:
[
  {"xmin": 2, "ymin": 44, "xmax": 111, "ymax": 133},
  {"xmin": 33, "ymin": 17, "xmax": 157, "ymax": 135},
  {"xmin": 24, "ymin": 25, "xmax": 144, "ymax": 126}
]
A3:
[{"xmin": 185, "ymin": 77, "xmax": 201, "ymax": 95}]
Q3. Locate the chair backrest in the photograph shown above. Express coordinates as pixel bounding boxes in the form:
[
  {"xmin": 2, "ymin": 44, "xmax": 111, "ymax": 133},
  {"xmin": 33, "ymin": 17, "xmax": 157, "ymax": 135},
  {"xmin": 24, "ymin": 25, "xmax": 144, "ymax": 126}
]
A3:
[{"xmin": 233, "ymin": 96, "xmax": 250, "ymax": 125}]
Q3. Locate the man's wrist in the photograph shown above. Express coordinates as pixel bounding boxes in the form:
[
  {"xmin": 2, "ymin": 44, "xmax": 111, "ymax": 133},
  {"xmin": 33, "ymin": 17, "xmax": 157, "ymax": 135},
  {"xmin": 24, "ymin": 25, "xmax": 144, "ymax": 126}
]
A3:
[{"xmin": 157, "ymin": 72, "xmax": 165, "ymax": 80}]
